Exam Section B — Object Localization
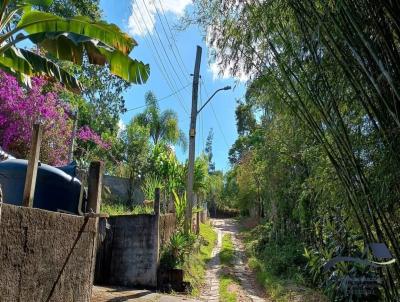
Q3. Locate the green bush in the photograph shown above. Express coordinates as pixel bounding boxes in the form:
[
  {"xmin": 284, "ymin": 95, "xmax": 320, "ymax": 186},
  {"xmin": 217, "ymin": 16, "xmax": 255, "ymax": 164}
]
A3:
[{"xmin": 160, "ymin": 231, "xmax": 196, "ymax": 269}]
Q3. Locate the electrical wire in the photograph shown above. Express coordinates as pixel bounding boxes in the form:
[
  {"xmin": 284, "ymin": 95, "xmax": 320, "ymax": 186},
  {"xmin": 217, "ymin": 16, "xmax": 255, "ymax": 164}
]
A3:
[
  {"xmin": 140, "ymin": 0, "xmax": 190, "ymax": 111},
  {"xmin": 152, "ymin": 0, "xmax": 190, "ymax": 87},
  {"xmin": 156, "ymin": 0, "xmax": 191, "ymax": 76},
  {"xmin": 131, "ymin": 5, "xmax": 189, "ymax": 114},
  {"xmin": 124, "ymin": 83, "xmax": 191, "ymax": 113}
]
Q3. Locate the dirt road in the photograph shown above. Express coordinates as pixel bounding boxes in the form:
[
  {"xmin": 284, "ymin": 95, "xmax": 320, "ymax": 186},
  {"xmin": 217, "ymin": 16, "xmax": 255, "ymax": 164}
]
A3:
[
  {"xmin": 200, "ymin": 219, "xmax": 267, "ymax": 302},
  {"xmin": 92, "ymin": 219, "xmax": 266, "ymax": 302}
]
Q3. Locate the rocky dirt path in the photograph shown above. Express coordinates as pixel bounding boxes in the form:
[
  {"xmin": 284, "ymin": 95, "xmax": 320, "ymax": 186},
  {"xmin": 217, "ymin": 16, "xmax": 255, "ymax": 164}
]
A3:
[
  {"xmin": 200, "ymin": 219, "xmax": 267, "ymax": 302},
  {"xmin": 200, "ymin": 227, "xmax": 222, "ymax": 302}
]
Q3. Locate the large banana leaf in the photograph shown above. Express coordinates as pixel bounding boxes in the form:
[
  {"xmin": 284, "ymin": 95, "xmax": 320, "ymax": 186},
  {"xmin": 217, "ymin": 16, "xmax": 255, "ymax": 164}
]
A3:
[
  {"xmin": 85, "ymin": 42, "xmax": 150, "ymax": 84},
  {"xmin": 17, "ymin": 11, "xmax": 136, "ymax": 55},
  {"xmin": 26, "ymin": 32, "xmax": 150, "ymax": 84},
  {"xmin": 0, "ymin": 46, "xmax": 81, "ymax": 91}
]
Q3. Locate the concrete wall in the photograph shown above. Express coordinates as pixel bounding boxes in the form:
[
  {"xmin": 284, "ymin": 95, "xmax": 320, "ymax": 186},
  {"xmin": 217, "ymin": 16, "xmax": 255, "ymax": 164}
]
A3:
[
  {"xmin": 103, "ymin": 175, "xmax": 144, "ymax": 204},
  {"xmin": 95, "ymin": 214, "xmax": 159, "ymax": 288},
  {"xmin": 0, "ymin": 204, "xmax": 97, "ymax": 302},
  {"xmin": 95, "ymin": 213, "xmax": 176, "ymax": 288}
]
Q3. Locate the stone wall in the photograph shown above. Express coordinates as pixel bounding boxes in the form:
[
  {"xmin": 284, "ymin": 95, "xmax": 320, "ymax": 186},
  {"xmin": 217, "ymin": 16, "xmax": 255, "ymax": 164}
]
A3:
[
  {"xmin": 0, "ymin": 204, "xmax": 97, "ymax": 302},
  {"xmin": 95, "ymin": 213, "xmax": 176, "ymax": 288}
]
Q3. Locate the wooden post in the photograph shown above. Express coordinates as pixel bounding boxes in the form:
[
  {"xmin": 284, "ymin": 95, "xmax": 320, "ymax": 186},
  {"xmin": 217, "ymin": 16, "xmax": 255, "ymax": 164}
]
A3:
[
  {"xmin": 154, "ymin": 187, "xmax": 160, "ymax": 216},
  {"xmin": 23, "ymin": 123, "xmax": 43, "ymax": 207},
  {"xmin": 87, "ymin": 161, "xmax": 104, "ymax": 214}
]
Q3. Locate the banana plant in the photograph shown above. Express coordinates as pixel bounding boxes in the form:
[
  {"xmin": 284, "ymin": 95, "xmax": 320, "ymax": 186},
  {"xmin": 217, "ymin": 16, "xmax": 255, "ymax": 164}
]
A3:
[{"xmin": 0, "ymin": 0, "xmax": 149, "ymax": 90}]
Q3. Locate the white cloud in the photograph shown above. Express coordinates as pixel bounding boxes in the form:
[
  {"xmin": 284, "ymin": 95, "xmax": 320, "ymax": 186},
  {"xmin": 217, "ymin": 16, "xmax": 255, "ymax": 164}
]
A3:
[
  {"xmin": 117, "ymin": 119, "xmax": 126, "ymax": 137},
  {"xmin": 208, "ymin": 60, "xmax": 249, "ymax": 83},
  {"xmin": 128, "ymin": 0, "xmax": 191, "ymax": 37},
  {"xmin": 206, "ymin": 28, "xmax": 249, "ymax": 82}
]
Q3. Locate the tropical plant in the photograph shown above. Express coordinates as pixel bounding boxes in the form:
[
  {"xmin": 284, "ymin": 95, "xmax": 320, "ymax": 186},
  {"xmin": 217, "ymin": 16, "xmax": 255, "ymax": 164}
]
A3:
[
  {"xmin": 141, "ymin": 175, "xmax": 163, "ymax": 201},
  {"xmin": 193, "ymin": 154, "xmax": 209, "ymax": 197},
  {"xmin": 160, "ymin": 231, "xmax": 196, "ymax": 269},
  {"xmin": 172, "ymin": 189, "xmax": 187, "ymax": 228},
  {"xmin": 0, "ymin": 0, "xmax": 149, "ymax": 90},
  {"xmin": 133, "ymin": 91, "xmax": 187, "ymax": 149}
]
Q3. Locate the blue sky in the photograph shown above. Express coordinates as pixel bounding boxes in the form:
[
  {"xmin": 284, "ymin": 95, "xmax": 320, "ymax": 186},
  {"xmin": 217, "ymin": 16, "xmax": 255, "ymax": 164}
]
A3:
[{"xmin": 100, "ymin": 0, "xmax": 246, "ymax": 171}]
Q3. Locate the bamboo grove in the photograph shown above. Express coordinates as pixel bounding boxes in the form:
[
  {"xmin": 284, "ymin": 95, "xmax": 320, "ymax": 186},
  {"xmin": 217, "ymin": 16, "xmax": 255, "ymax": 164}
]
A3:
[{"xmin": 191, "ymin": 0, "xmax": 400, "ymax": 300}]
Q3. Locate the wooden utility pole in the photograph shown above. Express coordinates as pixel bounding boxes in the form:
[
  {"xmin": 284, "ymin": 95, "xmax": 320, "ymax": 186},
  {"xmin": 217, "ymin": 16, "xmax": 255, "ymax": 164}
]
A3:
[
  {"xmin": 23, "ymin": 123, "xmax": 43, "ymax": 207},
  {"xmin": 184, "ymin": 45, "xmax": 202, "ymax": 234}
]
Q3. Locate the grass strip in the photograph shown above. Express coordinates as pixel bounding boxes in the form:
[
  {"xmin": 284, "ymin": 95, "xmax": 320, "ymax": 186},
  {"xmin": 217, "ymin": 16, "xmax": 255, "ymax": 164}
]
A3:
[
  {"xmin": 219, "ymin": 274, "xmax": 238, "ymax": 302},
  {"xmin": 184, "ymin": 222, "xmax": 217, "ymax": 296},
  {"xmin": 220, "ymin": 234, "xmax": 235, "ymax": 266}
]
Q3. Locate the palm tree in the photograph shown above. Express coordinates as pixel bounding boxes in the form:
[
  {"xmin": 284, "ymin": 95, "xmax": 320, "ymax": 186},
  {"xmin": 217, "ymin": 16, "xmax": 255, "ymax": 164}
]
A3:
[
  {"xmin": 133, "ymin": 91, "xmax": 187, "ymax": 150},
  {"xmin": 0, "ymin": 0, "xmax": 149, "ymax": 90}
]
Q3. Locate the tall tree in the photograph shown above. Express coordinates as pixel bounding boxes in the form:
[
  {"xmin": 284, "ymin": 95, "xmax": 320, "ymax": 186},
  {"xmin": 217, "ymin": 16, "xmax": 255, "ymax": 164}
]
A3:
[
  {"xmin": 205, "ymin": 128, "xmax": 215, "ymax": 173},
  {"xmin": 191, "ymin": 0, "xmax": 400, "ymax": 299},
  {"xmin": 133, "ymin": 91, "xmax": 187, "ymax": 149}
]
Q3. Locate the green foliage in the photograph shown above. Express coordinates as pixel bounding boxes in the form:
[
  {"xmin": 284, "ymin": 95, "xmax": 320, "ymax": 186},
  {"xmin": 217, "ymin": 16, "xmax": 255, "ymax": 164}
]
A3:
[
  {"xmin": 219, "ymin": 274, "xmax": 238, "ymax": 302},
  {"xmin": 100, "ymin": 202, "xmax": 153, "ymax": 216},
  {"xmin": 183, "ymin": 223, "xmax": 217, "ymax": 295},
  {"xmin": 0, "ymin": 0, "xmax": 149, "ymax": 89},
  {"xmin": 190, "ymin": 1, "xmax": 400, "ymax": 299},
  {"xmin": 134, "ymin": 91, "xmax": 187, "ymax": 149},
  {"xmin": 141, "ymin": 175, "xmax": 163, "ymax": 201},
  {"xmin": 172, "ymin": 190, "xmax": 186, "ymax": 229},
  {"xmin": 205, "ymin": 128, "xmax": 215, "ymax": 173},
  {"xmin": 46, "ymin": 0, "xmax": 102, "ymax": 20},
  {"xmin": 193, "ymin": 153, "xmax": 209, "ymax": 195},
  {"xmin": 160, "ymin": 231, "xmax": 196, "ymax": 269},
  {"xmin": 220, "ymin": 234, "xmax": 234, "ymax": 266},
  {"xmin": 242, "ymin": 223, "xmax": 327, "ymax": 302}
]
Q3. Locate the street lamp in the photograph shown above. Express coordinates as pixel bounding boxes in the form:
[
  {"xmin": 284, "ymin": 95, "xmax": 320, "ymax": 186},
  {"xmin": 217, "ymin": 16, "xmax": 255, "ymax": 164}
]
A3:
[
  {"xmin": 185, "ymin": 84, "xmax": 231, "ymax": 234},
  {"xmin": 197, "ymin": 86, "xmax": 232, "ymax": 114}
]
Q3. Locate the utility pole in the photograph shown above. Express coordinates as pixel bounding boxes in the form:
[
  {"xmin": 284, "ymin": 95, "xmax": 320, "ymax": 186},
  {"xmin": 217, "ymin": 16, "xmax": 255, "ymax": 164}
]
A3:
[{"xmin": 184, "ymin": 45, "xmax": 202, "ymax": 234}]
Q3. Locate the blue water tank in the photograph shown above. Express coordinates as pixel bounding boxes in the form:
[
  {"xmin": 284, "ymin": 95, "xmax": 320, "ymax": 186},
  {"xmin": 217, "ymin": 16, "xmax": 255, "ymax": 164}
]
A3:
[{"xmin": 0, "ymin": 159, "xmax": 83, "ymax": 214}]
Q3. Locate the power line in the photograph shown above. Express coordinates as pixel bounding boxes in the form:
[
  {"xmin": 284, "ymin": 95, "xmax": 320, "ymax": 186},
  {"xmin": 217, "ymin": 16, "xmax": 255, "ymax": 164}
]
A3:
[
  {"xmin": 140, "ymin": 0, "xmax": 190, "ymax": 104},
  {"xmin": 156, "ymin": 0, "xmax": 190, "ymax": 75},
  {"xmin": 153, "ymin": 0, "xmax": 190, "ymax": 85},
  {"xmin": 124, "ymin": 83, "xmax": 191, "ymax": 113},
  {"xmin": 130, "ymin": 8, "xmax": 186, "ymax": 114},
  {"xmin": 131, "ymin": 5, "xmax": 189, "ymax": 114}
]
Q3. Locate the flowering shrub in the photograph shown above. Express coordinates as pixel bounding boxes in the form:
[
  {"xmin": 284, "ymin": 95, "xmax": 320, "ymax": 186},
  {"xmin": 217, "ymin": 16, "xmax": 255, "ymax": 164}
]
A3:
[
  {"xmin": 76, "ymin": 125, "xmax": 110, "ymax": 150},
  {"xmin": 0, "ymin": 71, "xmax": 73, "ymax": 165},
  {"xmin": 0, "ymin": 71, "xmax": 109, "ymax": 166}
]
